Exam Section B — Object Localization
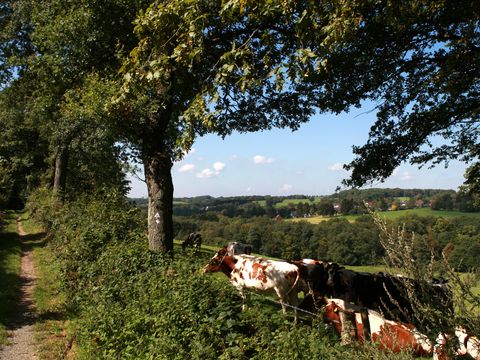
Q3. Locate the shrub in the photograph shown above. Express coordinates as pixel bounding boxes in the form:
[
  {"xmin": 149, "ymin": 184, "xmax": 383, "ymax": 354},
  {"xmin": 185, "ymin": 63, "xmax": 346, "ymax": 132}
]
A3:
[
  {"xmin": 42, "ymin": 191, "xmax": 426, "ymax": 359},
  {"xmin": 26, "ymin": 187, "xmax": 63, "ymax": 231}
]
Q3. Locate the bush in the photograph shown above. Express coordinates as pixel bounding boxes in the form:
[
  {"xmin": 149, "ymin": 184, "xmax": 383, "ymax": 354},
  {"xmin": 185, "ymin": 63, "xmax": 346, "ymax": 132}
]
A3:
[
  {"xmin": 26, "ymin": 187, "xmax": 63, "ymax": 231},
  {"xmin": 42, "ymin": 190, "xmax": 426, "ymax": 359}
]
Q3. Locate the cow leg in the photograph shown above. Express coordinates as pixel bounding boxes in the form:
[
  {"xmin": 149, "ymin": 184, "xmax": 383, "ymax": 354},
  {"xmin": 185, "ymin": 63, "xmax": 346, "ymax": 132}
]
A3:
[
  {"xmin": 237, "ymin": 287, "xmax": 248, "ymax": 311},
  {"xmin": 276, "ymin": 289, "xmax": 298, "ymax": 323},
  {"xmin": 360, "ymin": 308, "xmax": 371, "ymax": 341},
  {"xmin": 288, "ymin": 292, "xmax": 299, "ymax": 323}
]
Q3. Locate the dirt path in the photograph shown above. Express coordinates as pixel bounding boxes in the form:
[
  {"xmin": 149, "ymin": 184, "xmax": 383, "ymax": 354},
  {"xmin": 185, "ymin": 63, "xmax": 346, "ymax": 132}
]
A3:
[{"xmin": 0, "ymin": 219, "xmax": 38, "ymax": 360}]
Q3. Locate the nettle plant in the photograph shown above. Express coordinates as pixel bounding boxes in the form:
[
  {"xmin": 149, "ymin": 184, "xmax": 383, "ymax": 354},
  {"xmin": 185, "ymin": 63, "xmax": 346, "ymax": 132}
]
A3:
[{"xmin": 372, "ymin": 211, "xmax": 480, "ymax": 345}]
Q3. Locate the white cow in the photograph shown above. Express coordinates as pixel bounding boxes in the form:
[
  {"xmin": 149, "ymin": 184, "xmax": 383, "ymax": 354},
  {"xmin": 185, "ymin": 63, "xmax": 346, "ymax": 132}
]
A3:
[{"xmin": 204, "ymin": 247, "xmax": 303, "ymax": 321}]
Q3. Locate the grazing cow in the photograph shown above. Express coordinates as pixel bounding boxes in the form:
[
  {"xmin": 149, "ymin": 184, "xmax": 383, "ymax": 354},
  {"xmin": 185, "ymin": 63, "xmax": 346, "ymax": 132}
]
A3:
[
  {"xmin": 322, "ymin": 298, "xmax": 433, "ymax": 357},
  {"xmin": 434, "ymin": 328, "xmax": 480, "ymax": 360},
  {"xmin": 182, "ymin": 232, "xmax": 202, "ymax": 251},
  {"xmin": 204, "ymin": 248, "xmax": 303, "ymax": 321},
  {"xmin": 320, "ymin": 265, "xmax": 453, "ymax": 325},
  {"xmin": 289, "ymin": 259, "xmax": 327, "ymax": 289},
  {"xmin": 226, "ymin": 241, "xmax": 253, "ymax": 255}
]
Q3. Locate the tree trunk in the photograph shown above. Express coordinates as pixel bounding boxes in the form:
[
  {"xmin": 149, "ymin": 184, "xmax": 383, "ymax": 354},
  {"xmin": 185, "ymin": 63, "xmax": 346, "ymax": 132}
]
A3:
[
  {"xmin": 144, "ymin": 150, "xmax": 174, "ymax": 254},
  {"xmin": 53, "ymin": 147, "xmax": 69, "ymax": 195}
]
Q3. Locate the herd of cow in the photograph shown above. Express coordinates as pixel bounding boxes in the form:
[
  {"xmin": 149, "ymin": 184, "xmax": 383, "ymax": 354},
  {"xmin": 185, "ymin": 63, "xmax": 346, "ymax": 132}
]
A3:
[{"xmin": 203, "ymin": 244, "xmax": 480, "ymax": 360}]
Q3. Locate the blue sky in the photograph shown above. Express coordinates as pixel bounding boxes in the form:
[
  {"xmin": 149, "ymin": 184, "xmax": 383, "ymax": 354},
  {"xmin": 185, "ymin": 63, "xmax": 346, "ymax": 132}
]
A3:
[{"xmin": 127, "ymin": 105, "xmax": 469, "ymax": 198}]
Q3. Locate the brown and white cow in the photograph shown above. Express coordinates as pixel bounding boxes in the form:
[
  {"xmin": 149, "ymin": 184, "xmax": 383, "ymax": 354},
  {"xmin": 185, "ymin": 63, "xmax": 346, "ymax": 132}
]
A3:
[
  {"xmin": 305, "ymin": 263, "xmax": 453, "ymax": 327},
  {"xmin": 434, "ymin": 327, "xmax": 480, "ymax": 360},
  {"xmin": 321, "ymin": 298, "xmax": 433, "ymax": 357},
  {"xmin": 204, "ymin": 247, "xmax": 303, "ymax": 321}
]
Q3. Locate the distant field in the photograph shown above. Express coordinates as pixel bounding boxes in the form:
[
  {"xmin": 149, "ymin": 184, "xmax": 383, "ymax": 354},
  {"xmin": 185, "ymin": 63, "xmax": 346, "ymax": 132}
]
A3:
[
  {"xmin": 377, "ymin": 207, "xmax": 480, "ymax": 219},
  {"xmin": 253, "ymin": 198, "xmax": 321, "ymax": 208},
  {"xmin": 274, "ymin": 198, "xmax": 320, "ymax": 208},
  {"xmin": 288, "ymin": 208, "xmax": 480, "ymax": 224}
]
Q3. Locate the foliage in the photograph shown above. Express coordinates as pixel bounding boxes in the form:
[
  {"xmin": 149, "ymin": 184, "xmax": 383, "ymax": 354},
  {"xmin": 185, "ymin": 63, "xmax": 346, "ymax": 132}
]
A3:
[
  {"xmin": 44, "ymin": 194, "xmax": 422, "ymax": 359},
  {"xmin": 0, "ymin": 0, "xmax": 147, "ymax": 204},
  {"xmin": 372, "ymin": 211, "xmax": 480, "ymax": 354},
  {"xmin": 316, "ymin": 0, "xmax": 480, "ymax": 191},
  {"xmin": 26, "ymin": 187, "xmax": 63, "ymax": 231},
  {"xmin": 45, "ymin": 190, "xmax": 144, "ymax": 303},
  {"xmin": 173, "ymin": 210, "xmax": 480, "ymax": 271},
  {"xmin": 32, "ymin": 236, "xmax": 72, "ymax": 360},
  {"xmin": 0, "ymin": 80, "xmax": 50, "ymax": 209}
]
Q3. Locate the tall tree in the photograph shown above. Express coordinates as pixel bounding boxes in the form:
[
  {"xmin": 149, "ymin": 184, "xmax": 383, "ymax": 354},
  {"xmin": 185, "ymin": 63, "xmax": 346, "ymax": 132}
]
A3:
[
  {"xmin": 1, "ymin": 0, "xmax": 149, "ymax": 202},
  {"xmin": 113, "ymin": 1, "xmax": 316, "ymax": 252},
  {"xmin": 116, "ymin": 0, "xmax": 479, "ymax": 253}
]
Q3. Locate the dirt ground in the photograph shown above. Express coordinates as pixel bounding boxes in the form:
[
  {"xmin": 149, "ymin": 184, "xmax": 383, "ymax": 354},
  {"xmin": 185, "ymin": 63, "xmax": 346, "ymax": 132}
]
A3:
[{"xmin": 0, "ymin": 219, "xmax": 38, "ymax": 360}]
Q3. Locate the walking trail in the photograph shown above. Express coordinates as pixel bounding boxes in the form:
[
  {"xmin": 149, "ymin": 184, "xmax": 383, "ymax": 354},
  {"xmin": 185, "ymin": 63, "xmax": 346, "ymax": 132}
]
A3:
[{"xmin": 0, "ymin": 218, "xmax": 38, "ymax": 360}]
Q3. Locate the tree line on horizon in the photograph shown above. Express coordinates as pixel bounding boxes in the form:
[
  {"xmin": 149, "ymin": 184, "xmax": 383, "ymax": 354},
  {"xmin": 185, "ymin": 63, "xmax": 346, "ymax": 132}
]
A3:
[
  {"xmin": 129, "ymin": 187, "xmax": 480, "ymax": 219},
  {"xmin": 173, "ymin": 211, "xmax": 480, "ymax": 272}
]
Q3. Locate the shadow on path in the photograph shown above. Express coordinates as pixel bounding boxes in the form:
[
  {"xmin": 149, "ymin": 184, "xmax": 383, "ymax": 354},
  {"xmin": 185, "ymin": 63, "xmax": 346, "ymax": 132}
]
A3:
[{"xmin": 0, "ymin": 215, "xmax": 45, "ymax": 359}]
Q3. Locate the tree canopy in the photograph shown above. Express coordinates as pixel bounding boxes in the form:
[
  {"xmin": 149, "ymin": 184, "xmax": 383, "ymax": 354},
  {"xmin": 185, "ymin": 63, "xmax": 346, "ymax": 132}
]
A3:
[{"xmin": 1, "ymin": 0, "xmax": 479, "ymax": 253}]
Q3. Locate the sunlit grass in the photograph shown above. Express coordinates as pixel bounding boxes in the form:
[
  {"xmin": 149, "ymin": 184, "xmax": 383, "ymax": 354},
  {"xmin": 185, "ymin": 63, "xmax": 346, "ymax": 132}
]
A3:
[
  {"xmin": 288, "ymin": 208, "xmax": 480, "ymax": 224},
  {"xmin": 33, "ymin": 241, "xmax": 73, "ymax": 360}
]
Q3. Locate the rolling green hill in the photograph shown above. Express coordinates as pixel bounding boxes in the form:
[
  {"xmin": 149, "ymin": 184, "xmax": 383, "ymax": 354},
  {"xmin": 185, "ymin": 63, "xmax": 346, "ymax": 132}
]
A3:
[{"xmin": 288, "ymin": 208, "xmax": 480, "ymax": 224}]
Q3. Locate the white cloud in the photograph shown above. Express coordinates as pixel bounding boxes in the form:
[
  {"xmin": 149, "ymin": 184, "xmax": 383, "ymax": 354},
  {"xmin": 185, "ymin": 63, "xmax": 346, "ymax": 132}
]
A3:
[
  {"xmin": 213, "ymin": 162, "xmax": 226, "ymax": 171},
  {"xmin": 253, "ymin": 155, "xmax": 274, "ymax": 164},
  {"xmin": 246, "ymin": 186, "xmax": 254, "ymax": 192},
  {"xmin": 328, "ymin": 163, "xmax": 345, "ymax": 172},
  {"xmin": 196, "ymin": 168, "xmax": 215, "ymax": 179},
  {"xmin": 390, "ymin": 168, "xmax": 413, "ymax": 181},
  {"xmin": 280, "ymin": 184, "xmax": 293, "ymax": 192},
  {"xmin": 196, "ymin": 162, "xmax": 226, "ymax": 179},
  {"xmin": 400, "ymin": 171, "xmax": 413, "ymax": 181},
  {"xmin": 230, "ymin": 154, "xmax": 239, "ymax": 160},
  {"xmin": 178, "ymin": 163, "xmax": 195, "ymax": 173}
]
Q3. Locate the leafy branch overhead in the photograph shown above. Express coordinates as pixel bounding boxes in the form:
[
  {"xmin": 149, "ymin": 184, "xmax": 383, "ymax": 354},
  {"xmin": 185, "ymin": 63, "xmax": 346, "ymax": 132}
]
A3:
[{"xmin": 117, "ymin": 0, "xmax": 480, "ymax": 189}]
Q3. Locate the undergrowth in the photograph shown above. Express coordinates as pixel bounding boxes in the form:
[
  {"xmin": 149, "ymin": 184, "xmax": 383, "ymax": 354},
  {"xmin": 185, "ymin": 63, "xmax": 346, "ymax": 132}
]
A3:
[{"xmin": 27, "ymin": 189, "xmax": 453, "ymax": 359}]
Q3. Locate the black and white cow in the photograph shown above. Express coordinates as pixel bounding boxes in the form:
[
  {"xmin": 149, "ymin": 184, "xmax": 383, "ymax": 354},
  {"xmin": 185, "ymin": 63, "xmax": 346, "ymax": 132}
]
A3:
[
  {"xmin": 226, "ymin": 241, "xmax": 253, "ymax": 256},
  {"xmin": 182, "ymin": 232, "xmax": 202, "ymax": 251}
]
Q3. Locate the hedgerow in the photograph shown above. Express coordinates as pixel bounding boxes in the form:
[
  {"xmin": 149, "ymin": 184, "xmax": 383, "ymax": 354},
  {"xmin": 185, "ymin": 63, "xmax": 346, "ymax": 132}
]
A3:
[{"xmin": 31, "ymin": 189, "xmax": 425, "ymax": 359}]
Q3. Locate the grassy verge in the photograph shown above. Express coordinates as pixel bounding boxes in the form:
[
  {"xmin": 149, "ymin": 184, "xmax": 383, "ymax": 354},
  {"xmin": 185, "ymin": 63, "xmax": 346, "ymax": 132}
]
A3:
[
  {"xmin": 33, "ymin": 243, "xmax": 75, "ymax": 359},
  {"xmin": 0, "ymin": 212, "xmax": 22, "ymax": 346},
  {"xmin": 19, "ymin": 216, "xmax": 75, "ymax": 360}
]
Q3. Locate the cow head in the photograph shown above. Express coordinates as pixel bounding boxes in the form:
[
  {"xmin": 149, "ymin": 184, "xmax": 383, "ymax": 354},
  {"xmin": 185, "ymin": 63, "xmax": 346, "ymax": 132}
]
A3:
[
  {"xmin": 203, "ymin": 247, "xmax": 233, "ymax": 273},
  {"xmin": 325, "ymin": 262, "xmax": 344, "ymax": 288}
]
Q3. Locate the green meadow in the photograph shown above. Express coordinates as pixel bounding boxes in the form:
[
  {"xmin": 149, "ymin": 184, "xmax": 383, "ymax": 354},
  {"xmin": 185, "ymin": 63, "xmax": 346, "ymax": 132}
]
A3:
[{"xmin": 289, "ymin": 207, "xmax": 480, "ymax": 224}]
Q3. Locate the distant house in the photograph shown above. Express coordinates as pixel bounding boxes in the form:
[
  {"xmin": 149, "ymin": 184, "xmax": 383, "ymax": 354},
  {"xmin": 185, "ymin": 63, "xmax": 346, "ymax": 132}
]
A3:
[
  {"xmin": 364, "ymin": 201, "xmax": 375, "ymax": 210},
  {"xmin": 333, "ymin": 203, "xmax": 341, "ymax": 214},
  {"xmin": 415, "ymin": 199, "xmax": 425, "ymax": 208}
]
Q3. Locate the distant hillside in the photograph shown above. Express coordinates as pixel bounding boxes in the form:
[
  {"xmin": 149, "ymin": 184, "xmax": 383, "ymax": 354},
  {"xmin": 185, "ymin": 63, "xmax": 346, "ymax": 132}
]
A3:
[{"xmin": 129, "ymin": 188, "xmax": 479, "ymax": 218}]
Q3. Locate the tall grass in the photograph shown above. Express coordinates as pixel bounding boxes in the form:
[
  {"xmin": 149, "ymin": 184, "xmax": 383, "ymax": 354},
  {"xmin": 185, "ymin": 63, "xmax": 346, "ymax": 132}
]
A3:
[{"xmin": 372, "ymin": 211, "xmax": 480, "ymax": 356}]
